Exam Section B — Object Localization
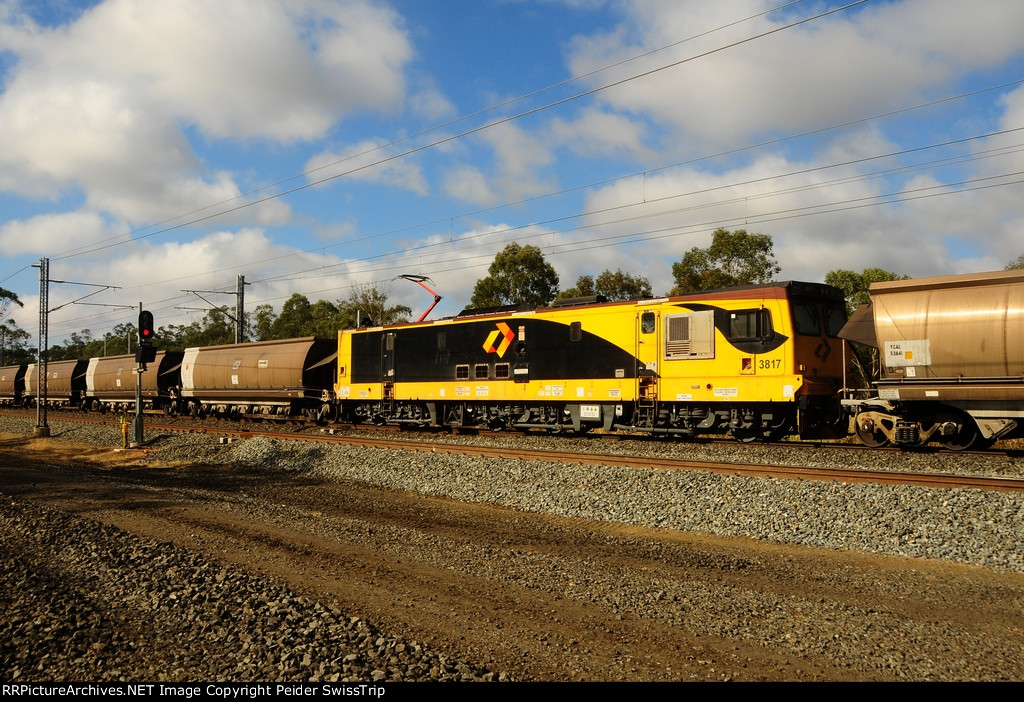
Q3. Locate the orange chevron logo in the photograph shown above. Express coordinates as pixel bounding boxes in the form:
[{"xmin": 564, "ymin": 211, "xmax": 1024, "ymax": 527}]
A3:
[{"xmin": 483, "ymin": 322, "xmax": 515, "ymax": 357}]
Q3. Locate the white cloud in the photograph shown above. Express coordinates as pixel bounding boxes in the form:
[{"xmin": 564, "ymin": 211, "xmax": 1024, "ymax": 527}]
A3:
[
  {"xmin": 444, "ymin": 123, "xmax": 557, "ymax": 206},
  {"xmin": 549, "ymin": 108, "xmax": 653, "ymax": 160},
  {"xmin": 21, "ymin": 228, "xmax": 361, "ymax": 340},
  {"xmin": 0, "ymin": 210, "xmax": 115, "ymax": 257},
  {"xmin": 306, "ymin": 138, "xmax": 428, "ymax": 195},
  {"xmin": 0, "ymin": 0, "xmax": 412, "ymax": 226},
  {"xmin": 443, "ymin": 164, "xmax": 498, "ymax": 205},
  {"xmin": 566, "ymin": 0, "xmax": 1024, "ymax": 150},
  {"xmin": 408, "ymin": 83, "xmax": 457, "ymax": 122}
]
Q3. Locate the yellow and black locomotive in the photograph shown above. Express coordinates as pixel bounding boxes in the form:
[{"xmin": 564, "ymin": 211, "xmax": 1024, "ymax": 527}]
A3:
[{"xmin": 334, "ymin": 280, "xmax": 848, "ymax": 440}]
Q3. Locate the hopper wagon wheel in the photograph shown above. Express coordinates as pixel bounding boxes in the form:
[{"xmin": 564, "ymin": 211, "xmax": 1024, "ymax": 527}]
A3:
[
  {"xmin": 854, "ymin": 414, "xmax": 890, "ymax": 448},
  {"xmin": 939, "ymin": 416, "xmax": 993, "ymax": 451}
]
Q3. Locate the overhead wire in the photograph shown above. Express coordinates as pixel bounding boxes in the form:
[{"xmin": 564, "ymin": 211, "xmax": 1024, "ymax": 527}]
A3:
[
  {"xmin": 45, "ymin": 0, "xmax": 868, "ymax": 262},
  {"xmin": 21, "ymin": 0, "xmax": 1024, "ymax": 337},
  {"xmin": 39, "ymin": 126, "xmax": 1024, "ymax": 337}
]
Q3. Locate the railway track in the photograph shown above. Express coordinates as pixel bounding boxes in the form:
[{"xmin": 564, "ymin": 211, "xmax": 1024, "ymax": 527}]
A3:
[{"xmin": 11, "ymin": 410, "xmax": 1021, "ymax": 494}]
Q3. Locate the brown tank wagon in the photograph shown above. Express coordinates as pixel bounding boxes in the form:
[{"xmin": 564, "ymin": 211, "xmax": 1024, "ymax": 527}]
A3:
[
  {"xmin": 23, "ymin": 359, "xmax": 88, "ymax": 408},
  {"xmin": 841, "ymin": 269, "xmax": 1024, "ymax": 450},
  {"xmin": 0, "ymin": 364, "xmax": 26, "ymax": 406},
  {"xmin": 180, "ymin": 337, "xmax": 336, "ymax": 419},
  {"xmin": 84, "ymin": 351, "xmax": 184, "ymax": 413}
]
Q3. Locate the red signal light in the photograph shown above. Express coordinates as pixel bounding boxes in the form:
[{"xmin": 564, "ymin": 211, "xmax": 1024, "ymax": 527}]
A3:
[{"xmin": 139, "ymin": 310, "xmax": 154, "ymax": 341}]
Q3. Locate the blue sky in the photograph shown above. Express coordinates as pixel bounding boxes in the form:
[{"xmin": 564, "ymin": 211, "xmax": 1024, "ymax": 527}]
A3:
[{"xmin": 1, "ymin": 0, "xmax": 1023, "ymax": 345}]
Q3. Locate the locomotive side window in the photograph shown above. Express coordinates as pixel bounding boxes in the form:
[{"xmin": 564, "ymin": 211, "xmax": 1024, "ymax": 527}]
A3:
[
  {"xmin": 569, "ymin": 321, "xmax": 582, "ymax": 342},
  {"xmin": 495, "ymin": 363, "xmax": 510, "ymax": 379},
  {"xmin": 792, "ymin": 303, "xmax": 821, "ymax": 335},
  {"xmin": 823, "ymin": 304, "xmax": 847, "ymax": 338},
  {"xmin": 726, "ymin": 309, "xmax": 772, "ymax": 341},
  {"xmin": 474, "ymin": 364, "xmax": 489, "ymax": 380},
  {"xmin": 455, "ymin": 364, "xmax": 470, "ymax": 380},
  {"xmin": 641, "ymin": 311, "xmax": 656, "ymax": 334},
  {"xmin": 437, "ymin": 332, "xmax": 446, "ymax": 351}
]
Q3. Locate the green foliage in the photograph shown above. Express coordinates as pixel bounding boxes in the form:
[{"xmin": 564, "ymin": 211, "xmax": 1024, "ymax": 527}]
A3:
[
  {"xmin": 45, "ymin": 285, "xmax": 411, "ymax": 358},
  {"xmin": 0, "ymin": 322, "xmax": 33, "ymax": 365},
  {"xmin": 471, "ymin": 243, "xmax": 559, "ymax": 308},
  {"xmin": 1005, "ymin": 253, "xmax": 1024, "ymax": 270},
  {"xmin": 336, "ymin": 285, "xmax": 412, "ymax": 329},
  {"xmin": 556, "ymin": 275, "xmax": 596, "ymax": 300},
  {"xmin": 270, "ymin": 294, "xmax": 315, "ymax": 339},
  {"xmin": 250, "ymin": 304, "xmax": 277, "ymax": 341},
  {"xmin": 670, "ymin": 228, "xmax": 780, "ymax": 294},
  {"xmin": 0, "ymin": 286, "xmax": 23, "ymax": 324},
  {"xmin": 556, "ymin": 269, "xmax": 652, "ymax": 302},
  {"xmin": 824, "ymin": 267, "xmax": 910, "ymax": 314}
]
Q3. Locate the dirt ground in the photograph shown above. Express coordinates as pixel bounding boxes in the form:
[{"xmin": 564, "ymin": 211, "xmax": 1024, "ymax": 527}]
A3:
[{"xmin": 2, "ymin": 433, "xmax": 1023, "ymax": 682}]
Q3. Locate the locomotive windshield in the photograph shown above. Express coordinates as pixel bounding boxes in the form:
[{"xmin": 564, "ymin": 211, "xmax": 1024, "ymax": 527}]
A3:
[
  {"xmin": 823, "ymin": 304, "xmax": 848, "ymax": 338},
  {"xmin": 792, "ymin": 302, "xmax": 821, "ymax": 336}
]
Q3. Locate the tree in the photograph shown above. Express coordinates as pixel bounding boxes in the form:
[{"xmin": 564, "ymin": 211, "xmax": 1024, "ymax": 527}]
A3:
[
  {"xmin": 0, "ymin": 286, "xmax": 23, "ymax": 323},
  {"xmin": 309, "ymin": 299, "xmax": 343, "ymax": 338},
  {"xmin": 337, "ymin": 285, "xmax": 411, "ymax": 328},
  {"xmin": 1006, "ymin": 253, "xmax": 1024, "ymax": 270},
  {"xmin": 188, "ymin": 307, "xmax": 236, "ymax": 347},
  {"xmin": 670, "ymin": 228, "xmax": 780, "ymax": 294},
  {"xmin": 470, "ymin": 243, "xmax": 559, "ymax": 308},
  {"xmin": 824, "ymin": 267, "xmax": 910, "ymax": 315},
  {"xmin": 556, "ymin": 269, "xmax": 652, "ymax": 302},
  {"xmin": 0, "ymin": 321, "xmax": 33, "ymax": 365},
  {"xmin": 270, "ymin": 294, "xmax": 314, "ymax": 339},
  {"xmin": 250, "ymin": 304, "xmax": 277, "ymax": 341}
]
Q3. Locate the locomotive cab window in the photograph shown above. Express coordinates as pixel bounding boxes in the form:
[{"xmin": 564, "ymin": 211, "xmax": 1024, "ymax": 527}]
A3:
[
  {"xmin": 569, "ymin": 321, "xmax": 582, "ymax": 342},
  {"xmin": 641, "ymin": 311, "xmax": 656, "ymax": 334},
  {"xmin": 726, "ymin": 309, "xmax": 772, "ymax": 342},
  {"xmin": 792, "ymin": 303, "xmax": 821, "ymax": 336},
  {"xmin": 823, "ymin": 304, "xmax": 847, "ymax": 338}
]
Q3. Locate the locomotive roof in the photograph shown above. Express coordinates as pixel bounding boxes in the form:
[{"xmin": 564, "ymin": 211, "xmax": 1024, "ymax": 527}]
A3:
[
  {"xmin": 667, "ymin": 280, "xmax": 844, "ymax": 303},
  {"xmin": 448, "ymin": 280, "xmax": 844, "ymax": 322}
]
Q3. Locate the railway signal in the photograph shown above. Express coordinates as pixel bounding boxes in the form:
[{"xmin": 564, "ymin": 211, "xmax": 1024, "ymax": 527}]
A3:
[{"xmin": 137, "ymin": 310, "xmax": 156, "ymax": 364}]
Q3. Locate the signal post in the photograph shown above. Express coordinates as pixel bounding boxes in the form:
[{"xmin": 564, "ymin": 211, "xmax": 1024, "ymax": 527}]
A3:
[{"xmin": 131, "ymin": 307, "xmax": 156, "ymax": 448}]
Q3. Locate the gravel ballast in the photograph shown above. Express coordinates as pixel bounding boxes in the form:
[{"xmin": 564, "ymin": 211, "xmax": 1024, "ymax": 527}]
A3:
[
  {"xmin": 2, "ymin": 415, "xmax": 1023, "ymax": 682},
  {"xmin": 3, "ymin": 416, "xmax": 1022, "ymax": 572}
]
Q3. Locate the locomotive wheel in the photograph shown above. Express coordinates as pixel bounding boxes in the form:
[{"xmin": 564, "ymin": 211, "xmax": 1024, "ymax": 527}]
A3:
[
  {"xmin": 732, "ymin": 429, "xmax": 760, "ymax": 443},
  {"xmin": 854, "ymin": 417, "xmax": 889, "ymax": 448},
  {"xmin": 319, "ymin": 403, "xmax": 338, "ymax": 424}
]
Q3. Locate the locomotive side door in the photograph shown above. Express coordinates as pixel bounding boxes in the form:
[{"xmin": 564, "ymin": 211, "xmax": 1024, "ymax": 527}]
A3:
[
  {"xmin": 635, "ymin": 309, "xmax": 660, "ymax": 427},
  {"xmin": 381, "ymin": 332, "xmax": 396, "ymax": 412}
]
